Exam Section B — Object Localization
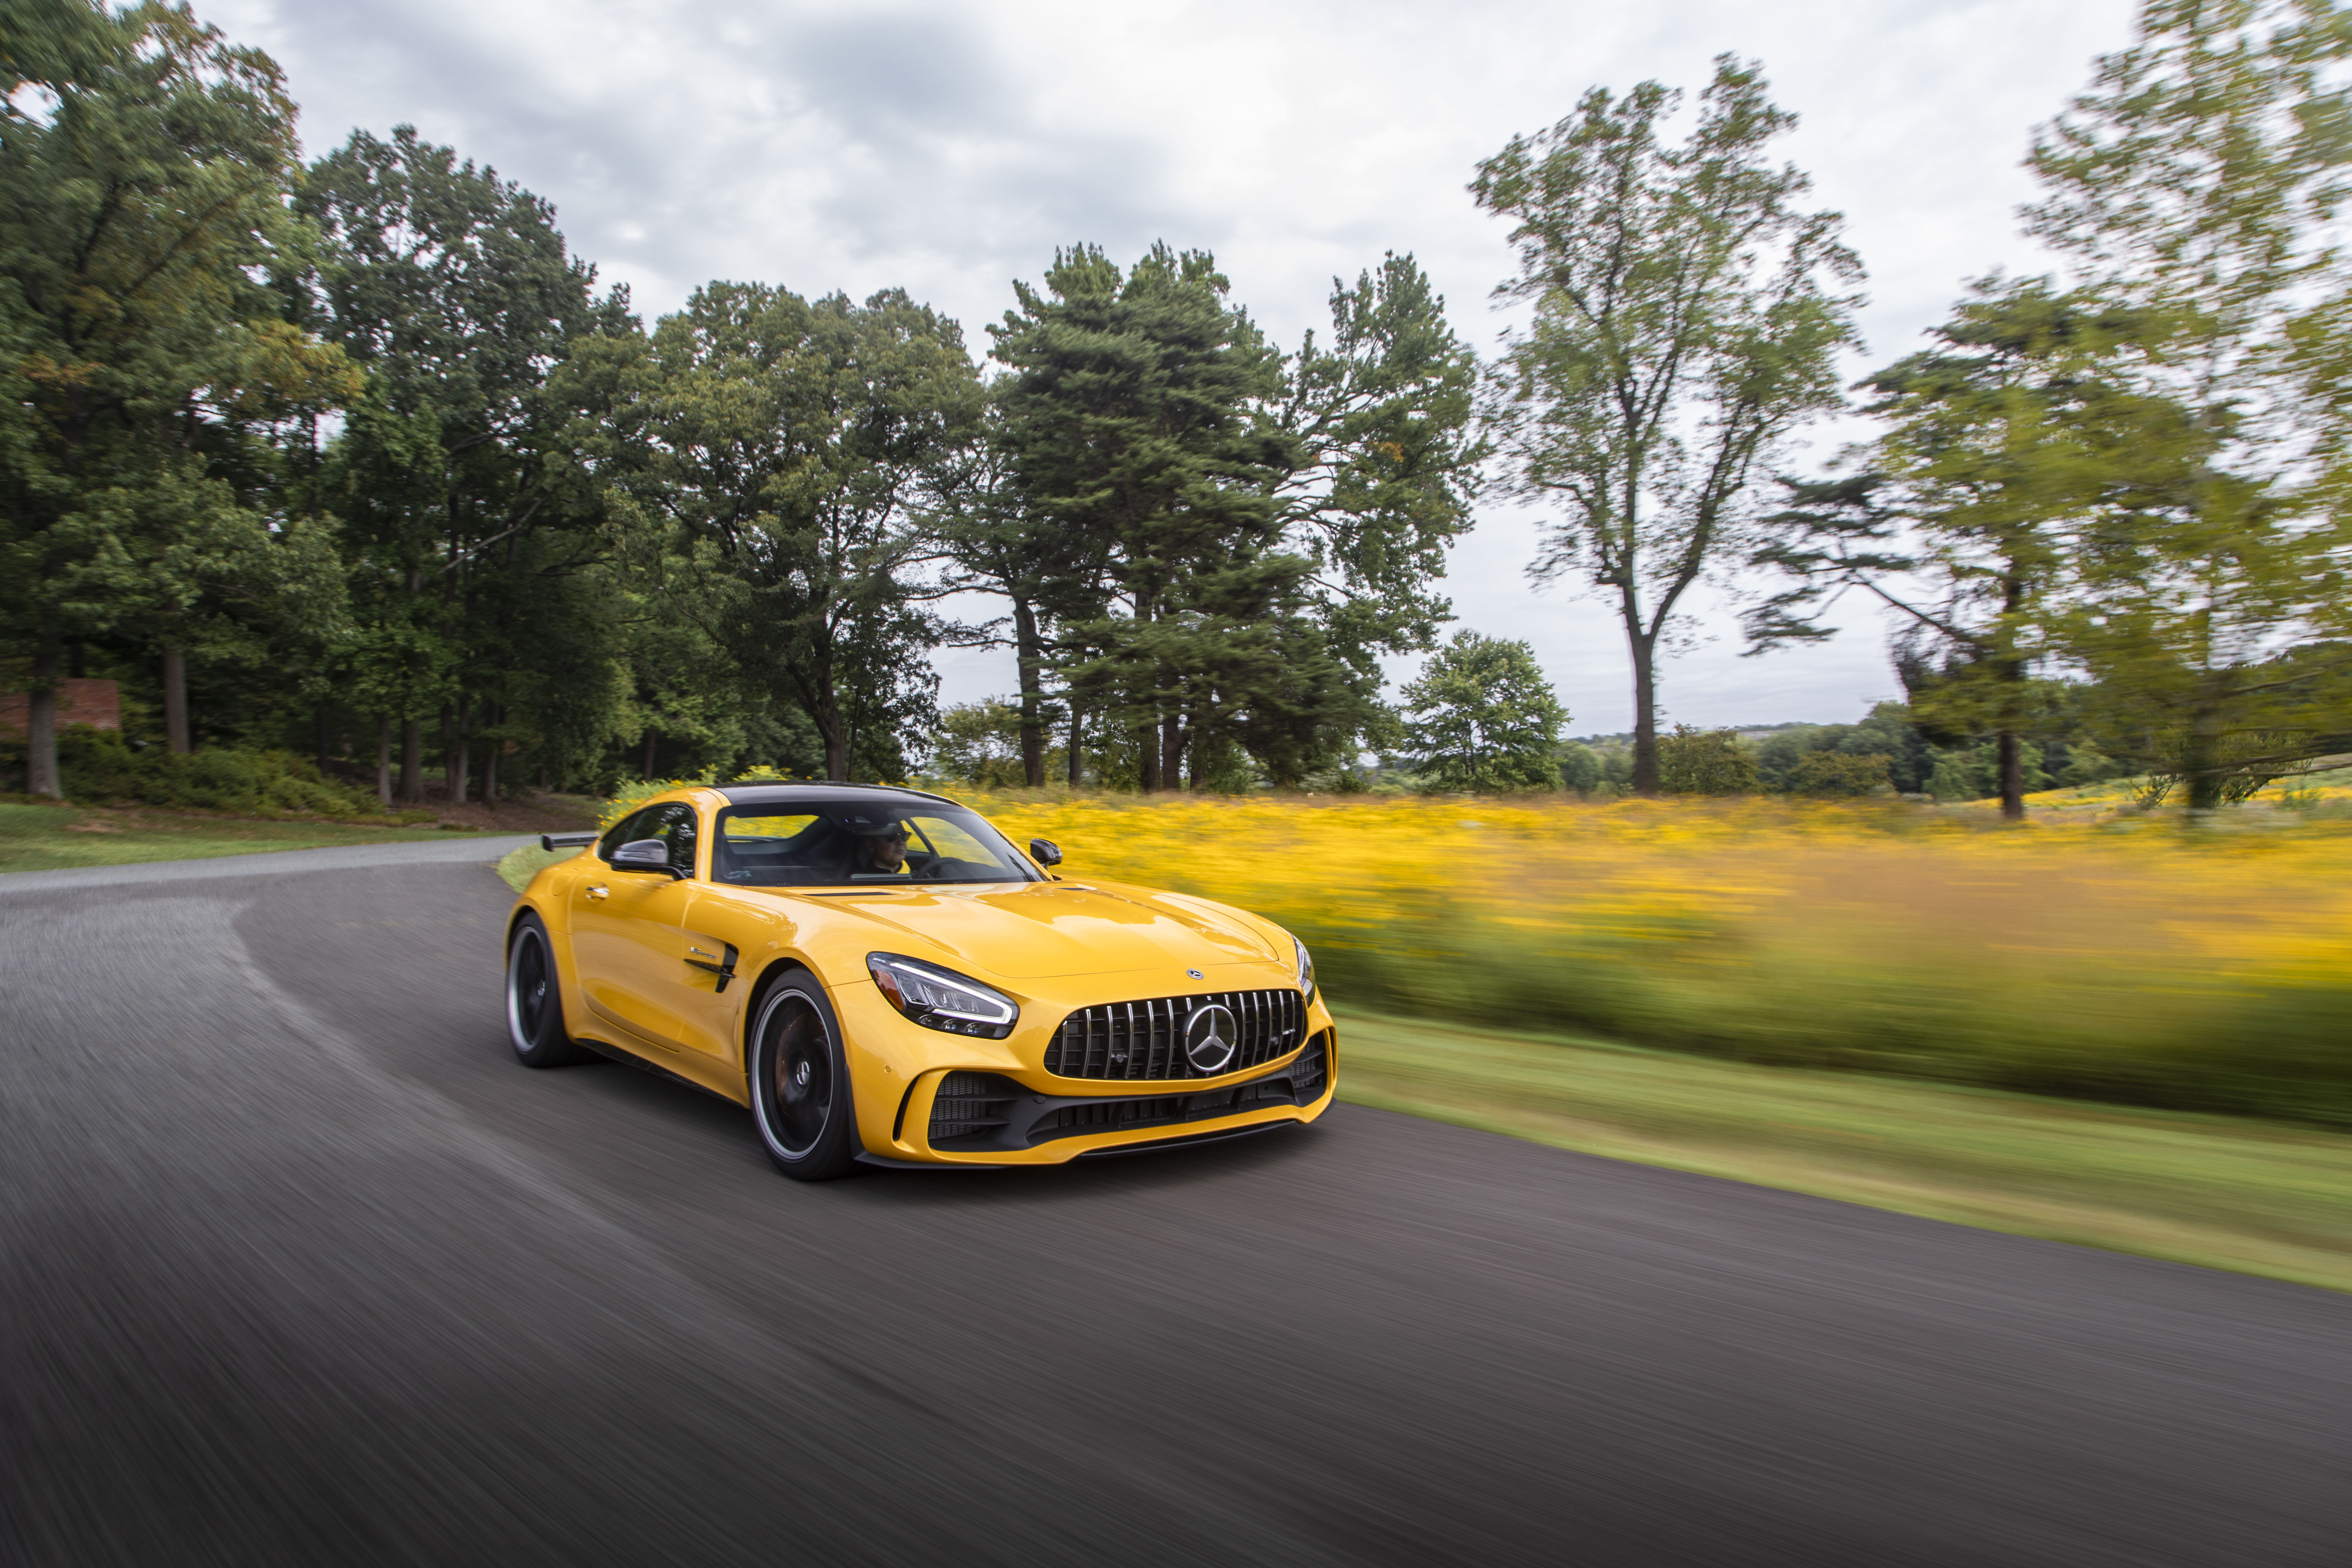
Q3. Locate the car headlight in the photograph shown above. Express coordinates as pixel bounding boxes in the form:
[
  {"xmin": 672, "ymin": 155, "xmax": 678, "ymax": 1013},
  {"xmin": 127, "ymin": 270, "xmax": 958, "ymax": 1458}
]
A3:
[
  {"xmin": 867, "ymin": 952, "xmax": 1019, "ymax": 1040},
  {"xmin": 1293, "ymin": 935, "xmax": 1316, "ymax": 1002}
]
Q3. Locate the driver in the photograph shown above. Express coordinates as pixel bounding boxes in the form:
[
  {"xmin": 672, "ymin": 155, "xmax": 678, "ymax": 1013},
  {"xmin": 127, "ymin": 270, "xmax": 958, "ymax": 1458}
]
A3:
[{"xmin": 843, "ymin": 818, "xmax": 910, "ymax": 876}]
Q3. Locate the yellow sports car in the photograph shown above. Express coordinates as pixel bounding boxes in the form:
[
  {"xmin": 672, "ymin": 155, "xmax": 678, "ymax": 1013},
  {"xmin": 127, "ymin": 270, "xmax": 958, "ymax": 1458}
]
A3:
[{"xmin": 505, "ymin": 783, "xmax": 1335, "ymax": 1177}]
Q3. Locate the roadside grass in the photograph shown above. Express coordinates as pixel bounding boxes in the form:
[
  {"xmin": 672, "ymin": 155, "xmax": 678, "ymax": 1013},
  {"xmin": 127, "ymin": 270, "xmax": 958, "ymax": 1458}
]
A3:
[
  {"xmin": 0, "ymin": 801, "xmax": 463, "ymax": 874},
  {"xmin": 497, "ymin": 843, "xmax": 569, "ymax": 891},
  {"xmin": 1337, "ymin": 1008, "xmax": 2352, "ymax": 1294}
]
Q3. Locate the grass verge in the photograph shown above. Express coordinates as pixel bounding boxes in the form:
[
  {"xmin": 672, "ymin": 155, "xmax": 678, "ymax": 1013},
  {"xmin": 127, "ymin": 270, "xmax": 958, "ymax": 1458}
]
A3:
[
  {"xmin": 497, "ymin": 844, "xmax": 568, "ymax": 892},
  {"xmin": 0, "ymin": 801, "xmax": 463, "ymax": 875},
  {"xmin": 1336, "ymin": 1009, "xmax": 2352, "ymax": 1294}
]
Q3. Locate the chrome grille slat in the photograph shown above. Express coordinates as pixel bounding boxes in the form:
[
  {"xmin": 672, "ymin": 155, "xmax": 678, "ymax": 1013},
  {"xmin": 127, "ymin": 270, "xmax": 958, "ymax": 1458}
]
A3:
[{"xmin": 1046, "ymin": 989, "xmax": 1309, "ymax": 1082}]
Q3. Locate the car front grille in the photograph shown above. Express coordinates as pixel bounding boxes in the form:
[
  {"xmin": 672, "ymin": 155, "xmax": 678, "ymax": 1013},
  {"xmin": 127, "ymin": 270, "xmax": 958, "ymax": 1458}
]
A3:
[
  {"xmin": 926, "ymin": 1031, "xmax": 1332, "ymax": 1153},
  {"xmin": 1043, "ymin": 989, "xmax": 1308, "ymax": 1081}
]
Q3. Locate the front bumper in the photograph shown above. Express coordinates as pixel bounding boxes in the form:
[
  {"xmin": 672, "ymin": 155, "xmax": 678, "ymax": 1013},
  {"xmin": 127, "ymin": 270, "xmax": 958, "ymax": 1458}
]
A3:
[
  {"xmin": 832, "ymin": 967, "xmax": 1337, "ymax": 1164},
  {"xmin": 882, "ymin": 1028, "xmax": 1336, "ymax": 1166},
  {"xmin": 926, "ymin": 1030, "xmax": 1332, "ymax": 1156}
]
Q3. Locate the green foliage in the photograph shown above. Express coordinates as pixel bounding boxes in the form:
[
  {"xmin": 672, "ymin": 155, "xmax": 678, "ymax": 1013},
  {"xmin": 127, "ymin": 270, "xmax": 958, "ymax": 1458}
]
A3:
[
  {"xmin": 1790, "ymin": 751, "xmax": 1891, "ymax": 797},
  {"xmin": 0, "ymin": 0, "xmax": 356, "ymax": 792},
  {"xmin": 567, "ymin": 282, "xmax": 977, "ymax": 783},
  {"xmin": 1474, "ymin": 55, "xmax": 1862, "ymax": 794},
  {"xmin": 2032, "ymin": 2, "xmax": 2352, "ymax": 810},
  {"xmin": 1558, "ymin": 741, "xmax": 1604, "ymax": 796},
  {"xmin": 37, "ymin": 727, "xmax": 383, "ymax": 816},
  {"xmin": 1656, "ymin": 725, "xmax": 1758, "ymax": 795},
  {"xmin": 931, "ymin": 699, "xmax": 1029, "ymax": 789},
  {"xmin": 1300, "ymin": 905, "xmax": 2352, "ymax": 1133},
  {"xmin": 301, "ymin": 122, "xmax": 628, "ymax": 800},
  {"xmin": 991, "ymin": 244, "xmax": 1349, "ymax": 789},
  {"xmin": 1398, "ymin": 631, "xmax": 1567, "ymax": 791}
]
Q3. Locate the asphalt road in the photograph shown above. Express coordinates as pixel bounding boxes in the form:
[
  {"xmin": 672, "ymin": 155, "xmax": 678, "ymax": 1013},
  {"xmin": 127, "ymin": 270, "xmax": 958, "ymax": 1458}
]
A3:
[{"xmin": 4, "ymin": 846, "xmax": 2348, "ymax": 1567}]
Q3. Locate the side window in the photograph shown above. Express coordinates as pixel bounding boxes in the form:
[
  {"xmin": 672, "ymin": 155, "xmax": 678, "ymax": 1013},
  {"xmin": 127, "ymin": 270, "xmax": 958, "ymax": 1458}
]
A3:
[{"xmin": 653, "ymin": 803, "xmax": 701, "ymax": 878}]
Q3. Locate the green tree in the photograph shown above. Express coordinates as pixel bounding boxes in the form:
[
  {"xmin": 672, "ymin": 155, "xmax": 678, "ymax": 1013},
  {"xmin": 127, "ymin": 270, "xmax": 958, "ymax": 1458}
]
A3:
[
  {"xmin": 2026, "ymin": 0, "xmax": 2352, "ymax": 810},
  {"xmin": 1656, "ymin": 724, "xmax": 1759, "ymax": 795},
  {"xmin": 1750, "ymin": 283, "xmax": 2145, "ymax": 819},
  {"xmin": 935, "ymin": 427, "xmax": 1098, "ymax": 786},
  {"xmin": 1, "ymin": 0, "xmax": 350, "ymax": 795},
  {"xmin": 300, "ymin": 124, "xmax": 626, "ymax": 804},
  {"xmin": 574, "ymin": 282, "xmax": 982, "ymax": 782},
  {"xmin": 1398, "ymin": 631, "xmax": 1567, "ymax": 791},
  {"xmin": 929, "ymin": 698, "xmax": 1028, "ymax": 788},
  {"xmin": 1558, "ymin": 739, "xmax": 1604, "ymax": 795},
  {"xmin": 970, "ymin": 247, "xmax": 1483, "ymax": 792},
  {"xmin": 1266, "ymin": 253, "xmax": 1487, "ymax": 694},
  {"xmin": 990, "ymin": 245, "xmax": 1320, "ymax": 790},
  {"xmin": 1472, "ymin": 56, "xmax": 1862, "ymax": 796}
]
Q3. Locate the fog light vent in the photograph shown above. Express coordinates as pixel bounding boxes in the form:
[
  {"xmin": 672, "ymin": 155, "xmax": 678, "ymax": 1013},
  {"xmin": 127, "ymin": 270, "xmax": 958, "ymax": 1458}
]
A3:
[{"xmin": 929, "ymin": 1071, "xmax": 1022, "ymax": 1145}]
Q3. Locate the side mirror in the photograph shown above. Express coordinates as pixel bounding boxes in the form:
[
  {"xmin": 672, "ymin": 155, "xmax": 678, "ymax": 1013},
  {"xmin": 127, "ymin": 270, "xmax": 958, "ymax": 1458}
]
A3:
[
  {"xmin": 1028, "ymin": 837, "xmax": 1063, "ymax": 868},
  {"xmin": 612, "ymin": 838, "xmax": 679, "ymax": 876}
]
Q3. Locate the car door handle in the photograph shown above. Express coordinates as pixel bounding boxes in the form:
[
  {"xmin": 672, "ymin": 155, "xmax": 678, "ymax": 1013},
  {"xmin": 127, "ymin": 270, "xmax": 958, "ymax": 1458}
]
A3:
[{"xmin": 585, "ymin": 884, "xmax": 609, "ymax": 900}]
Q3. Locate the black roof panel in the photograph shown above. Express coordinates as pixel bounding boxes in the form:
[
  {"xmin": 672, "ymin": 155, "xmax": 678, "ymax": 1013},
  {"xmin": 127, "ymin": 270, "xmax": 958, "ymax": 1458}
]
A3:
[{"xmin": 713, "ymin": 782, "xmax": 962, "ymax": 808}]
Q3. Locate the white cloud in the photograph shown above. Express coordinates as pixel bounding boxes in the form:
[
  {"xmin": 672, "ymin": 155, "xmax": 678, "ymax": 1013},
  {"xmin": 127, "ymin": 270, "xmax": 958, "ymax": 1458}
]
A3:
[{"xmin": 209, "ymin": 0, "xmax": 2138, "ymax": 728}]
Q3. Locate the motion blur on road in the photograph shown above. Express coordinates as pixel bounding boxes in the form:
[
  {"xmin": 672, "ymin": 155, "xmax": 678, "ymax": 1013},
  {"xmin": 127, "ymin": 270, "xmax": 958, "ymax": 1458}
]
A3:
[{"xmin": 5, "ymin": 843, "xmax": 2348, "ymax": 1567}]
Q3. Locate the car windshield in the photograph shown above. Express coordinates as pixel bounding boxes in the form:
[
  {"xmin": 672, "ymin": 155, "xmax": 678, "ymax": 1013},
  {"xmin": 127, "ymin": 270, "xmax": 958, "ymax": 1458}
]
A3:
[{"xmin": 712, "ymin": 799, "xmax": 1043, "ymax": 887}]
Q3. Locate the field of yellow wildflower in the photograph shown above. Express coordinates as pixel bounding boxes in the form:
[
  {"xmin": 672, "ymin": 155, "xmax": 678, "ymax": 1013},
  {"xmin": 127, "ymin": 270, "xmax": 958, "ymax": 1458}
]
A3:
[{"xmin": 959, "ymin": 790, "xmax": 2352, "ymax": 1127}]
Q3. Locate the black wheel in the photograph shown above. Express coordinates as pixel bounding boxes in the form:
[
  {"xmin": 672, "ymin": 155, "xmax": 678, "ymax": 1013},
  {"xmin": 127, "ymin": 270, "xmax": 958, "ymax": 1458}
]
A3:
[
  {"xmin": 747, "ymin": 973, "xmax": 859, "ymax": 1181},
  {"xmin": 506, "ymin": 914, "xmax": 590, "ymax": 1068}
]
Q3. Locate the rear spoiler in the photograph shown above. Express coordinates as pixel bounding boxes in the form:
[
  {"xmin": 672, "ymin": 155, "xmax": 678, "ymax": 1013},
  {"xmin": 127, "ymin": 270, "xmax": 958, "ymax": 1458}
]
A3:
[{"xmin": 540, "ymin": 832, "xmax": 598, "ymax": 852}]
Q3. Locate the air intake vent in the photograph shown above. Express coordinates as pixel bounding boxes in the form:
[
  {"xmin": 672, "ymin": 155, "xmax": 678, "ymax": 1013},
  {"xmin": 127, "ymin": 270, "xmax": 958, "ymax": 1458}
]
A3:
[
  {"xmin": 929, "ymin": 1071, "xmax": 1022, "ymax": 1144},
  {"xmin": 1044, "ymin": 990, "xmax": 1307, "ymax": 1081},
  {"xmin": 1290, "ymin": 1032, "xmax": 1329, "ymax": 1102}
]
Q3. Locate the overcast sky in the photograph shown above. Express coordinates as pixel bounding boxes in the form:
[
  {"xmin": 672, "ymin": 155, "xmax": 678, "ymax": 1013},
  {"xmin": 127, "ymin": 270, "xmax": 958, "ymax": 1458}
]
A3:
[{"xmin": 209, "ymin": 0, "xmax": 2138, "ymax": 733}]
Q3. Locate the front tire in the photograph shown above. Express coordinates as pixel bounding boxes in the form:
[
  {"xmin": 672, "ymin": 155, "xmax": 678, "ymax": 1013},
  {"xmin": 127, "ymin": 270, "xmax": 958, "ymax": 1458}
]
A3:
[
  {"xmin": 747, "ymin": 974, "xmax": 859, "ymax": 1181},
  {"xmin": 507, "ymin": 914, "xmax": 590, "ymax": 1068}
]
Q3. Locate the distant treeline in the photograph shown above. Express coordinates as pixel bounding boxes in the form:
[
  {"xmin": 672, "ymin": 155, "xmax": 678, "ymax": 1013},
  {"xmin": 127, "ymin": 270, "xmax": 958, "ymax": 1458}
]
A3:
[{"xmin": 6, "ymin": 1, "xmax": 2350, "ymax": 818}]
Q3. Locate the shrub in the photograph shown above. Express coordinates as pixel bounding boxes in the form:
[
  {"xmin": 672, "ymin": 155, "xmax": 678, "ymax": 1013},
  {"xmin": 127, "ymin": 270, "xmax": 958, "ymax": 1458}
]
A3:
[
  {"xmin": 39, "ymin": 728, "xmax": 387, "ymax": 816},
  {"xmin": 1790, "ymin": 751, "xmax": 1891, "ymax": 797},
  {"xmin": 1658, "ymin": 725, "xmax": 1758, "ymax": 794}
]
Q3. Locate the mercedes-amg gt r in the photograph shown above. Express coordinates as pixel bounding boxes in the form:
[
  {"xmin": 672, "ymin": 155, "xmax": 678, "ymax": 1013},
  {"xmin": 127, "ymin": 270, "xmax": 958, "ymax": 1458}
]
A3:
[{"xmin": 504, "ymin": 783, "xmax": 1335, "ymax": 1177}]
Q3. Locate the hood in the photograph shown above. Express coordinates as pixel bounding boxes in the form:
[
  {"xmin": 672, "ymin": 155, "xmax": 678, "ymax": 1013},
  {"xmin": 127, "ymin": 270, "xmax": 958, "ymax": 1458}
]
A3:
[{"xmin": 792, "ymin": 880, "xmax": 1282, "ymax": 980}]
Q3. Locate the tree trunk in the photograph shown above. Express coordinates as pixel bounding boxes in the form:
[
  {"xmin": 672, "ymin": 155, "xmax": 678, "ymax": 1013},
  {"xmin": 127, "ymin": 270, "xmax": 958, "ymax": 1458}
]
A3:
[
  {"xmin": 814, "ymin": 696, "xmax": 849, "ymax": 782},
  {"xmin": 399, "ymin": 719, "xmax": 423, "ymax": 803},
  {"xmin": 26, "ymin": 632, "xmax": 63, "ymax": 798},
  {"xmin": 2183, "ymin": 698, "xmax": 2225, "ymax": 814},
  {"xmin": 1160, "ymin": 714, "xmax": 1187, "ymax": 794},
  {"xmin": 1629, "ymin": 636, "xmax": 1660, "ymax": 796},
  {"xmin": 481, "ymin": 704, "xmax": 499, "ymax": 809},
  {"xmin": 314, "ymin": 705, "xmax": 333, "ymax": 772},
  {"xmin": 67, "ymin": 640, "xmax": 86, "ymax": 679},
  {"xmin": 641, "ymin": 728, "xmax": 658, "ymax": 782},
  {"xmin": 1136, "ymin": 722, "xmax": 1160, "ymax": 793},
  {"xmin": 449, "ymin": 699, "xmax": 471, "ymax": 805},
  {"xmin": 1997, "ymin": 730, "xmax": 2026, "ymax": 821},
  {"xmin": 376, "ymin": 717, "xmax": 393, "ymax": 811},
  {"xmin": 1013, "ymin": 596, "xmax": 1046, "ymax": 788},
  {"xmin": 162, "ymin": 646, "xmax": 190, "ymax": 755},
  {"xmin": 1066, "ymin": 706, "xmax": 1084, "ymax": 787}
]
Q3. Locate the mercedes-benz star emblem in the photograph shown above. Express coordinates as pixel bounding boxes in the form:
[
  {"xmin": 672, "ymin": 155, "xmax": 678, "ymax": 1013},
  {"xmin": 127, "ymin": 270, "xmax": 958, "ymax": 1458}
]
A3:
[
  {"xmin": 1186, "ymin": 968, "xmax": 1204, "ymax": 980},
  {"xmin": 1184, "ymin": 1002, "xmax": 1238, "ymax": 1074}
]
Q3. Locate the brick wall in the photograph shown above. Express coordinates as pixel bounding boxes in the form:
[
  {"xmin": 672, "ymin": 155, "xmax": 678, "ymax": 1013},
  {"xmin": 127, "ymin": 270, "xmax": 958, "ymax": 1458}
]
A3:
[{"xmin": 0, "ymin": 678, "xmax": 123, "ymax": 735}]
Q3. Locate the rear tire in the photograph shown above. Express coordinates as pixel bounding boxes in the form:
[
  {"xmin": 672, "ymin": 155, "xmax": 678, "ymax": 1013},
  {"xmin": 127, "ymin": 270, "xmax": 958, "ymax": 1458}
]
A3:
[
  {"xmin": 507, "ymin": 914, "xmax": 590, "ymax": 1067},
  {"xmin": 747, "ymin": 974, "xmax": 859, "ymax": 1181}
]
